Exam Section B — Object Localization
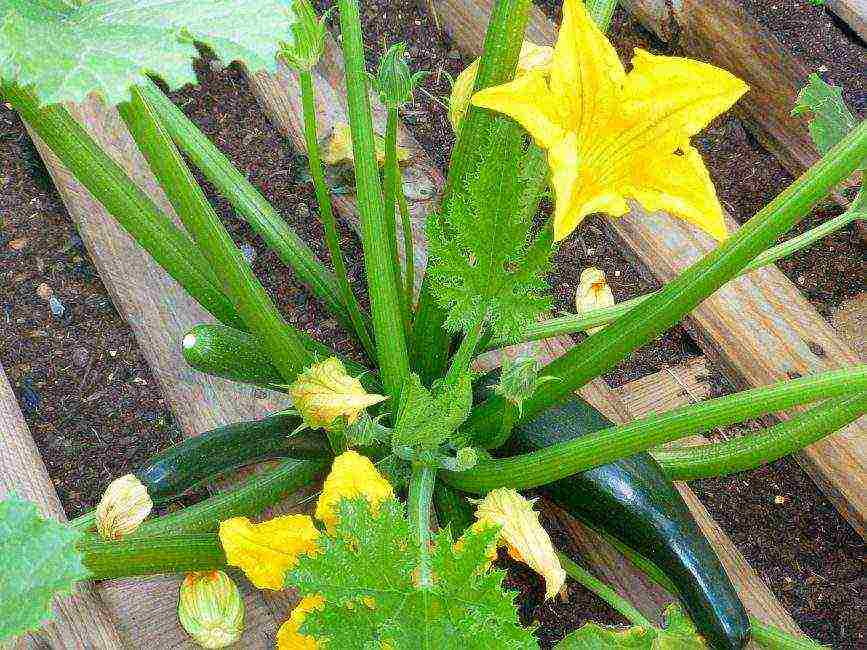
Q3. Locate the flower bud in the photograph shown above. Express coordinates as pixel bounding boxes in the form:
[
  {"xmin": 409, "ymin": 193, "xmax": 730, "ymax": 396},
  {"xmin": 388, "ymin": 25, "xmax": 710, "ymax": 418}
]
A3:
[
  {"xmin": 280, "ymin": 0, "xmax": 328, "ymax": 72},
  {"xmin": 177, "ymin": 571, "xmax": 245, "ymax": 649},
  {"xmin": 495, "ymin": 353, "xmax": 550, "ymax": 415},
  {"xmin": 95, "ymin": 474, "xmax": 152, "ymax": 540},
  {"xmin": 575, "ymin": 267, "xmax": 615, "ymax": 334},
  {"xmin": 373, "ymin": 43, "xmax": 427, "ymax": 109}
]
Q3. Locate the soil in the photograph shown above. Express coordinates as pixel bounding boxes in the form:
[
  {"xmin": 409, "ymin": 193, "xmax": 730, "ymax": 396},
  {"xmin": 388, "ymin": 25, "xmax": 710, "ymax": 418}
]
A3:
[{"xmin": 1, "ymin": 0, "xmax": 865, "ymax": 647}]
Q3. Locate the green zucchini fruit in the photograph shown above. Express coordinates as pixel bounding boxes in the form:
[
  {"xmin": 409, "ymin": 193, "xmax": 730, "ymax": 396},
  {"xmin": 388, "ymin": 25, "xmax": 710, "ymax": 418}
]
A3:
[
  {"xmin": 475, "ymin": 374, "xmax": 750, "ymax": 650},
  {"xmin": 182, "ymin": 323, "xmax": 379, "ymax": 393},
  {"xmin": 135, "ymin": 412, "xmax": 332, "ymax": 503}
]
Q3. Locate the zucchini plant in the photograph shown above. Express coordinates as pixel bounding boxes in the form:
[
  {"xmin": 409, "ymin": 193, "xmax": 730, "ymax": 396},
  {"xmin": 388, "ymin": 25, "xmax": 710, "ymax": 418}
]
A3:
[{"xmin": 1, "ymin": 0, "xmax": 865, "ymax": 648}]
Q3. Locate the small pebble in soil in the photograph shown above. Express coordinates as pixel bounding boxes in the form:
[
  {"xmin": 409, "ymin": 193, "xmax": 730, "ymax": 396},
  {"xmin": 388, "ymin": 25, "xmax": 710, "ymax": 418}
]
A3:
[
  {"xmin": 72, "ymin": 348, "xmax": 90, "ymax": 368},
  {"xmin": 240, "ymin": 242, "xmax": 256, "ymax": 265},
  {"xmin": 36, "ymin": 282, "xmax": 53, "ymax": 300},
  {"xmin": 7, "ymin": 237, "xmax": 28, "ymax": 251},
  {"xmin": 48, "ymin": 295, "xmax": 65, "ymax": 318}
]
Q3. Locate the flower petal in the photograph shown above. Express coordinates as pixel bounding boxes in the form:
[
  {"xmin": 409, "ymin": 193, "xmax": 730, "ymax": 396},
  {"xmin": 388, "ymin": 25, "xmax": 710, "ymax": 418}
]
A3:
[
  {"xmin": 551, "ymin": 0, "xmax": 626, "ymax": 151},
  {"xmin": 575, "ymin": 267, "xmax": 616, "ymax": 334},
  {"xmin": 471, "ymin": 72, "xmax": 567, "ymax": 149},
  {"xmin": 289, "ymin": 357, "xmax": 387, "ymax": 430},
  {"xmin": 277, "ymin": 594, "xmax": 325, "ymax": 650},
  {"xmin": 314, "ymin": 451, "xmax": 394, "ymax": 532},
  {"xmin": 472, "ymin": 488, "xmax": 565, "ymax": 599},
  {"xmin": 548, "ymin": 134, "xmax": 629, "ymax": 241},
  {"xmin": 626, "ymin": 145, "xmax": 729, "ymax": 241},
  {"xmin": 219, "ymin": 515, "xmax": 319, "ymax": 590}
]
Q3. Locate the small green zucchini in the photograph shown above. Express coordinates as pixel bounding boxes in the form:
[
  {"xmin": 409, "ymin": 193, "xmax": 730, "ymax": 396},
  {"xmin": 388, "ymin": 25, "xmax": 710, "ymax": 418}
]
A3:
[{"xmin": 135, "ymin": 412, "xmax": 332, "ymax": 504}]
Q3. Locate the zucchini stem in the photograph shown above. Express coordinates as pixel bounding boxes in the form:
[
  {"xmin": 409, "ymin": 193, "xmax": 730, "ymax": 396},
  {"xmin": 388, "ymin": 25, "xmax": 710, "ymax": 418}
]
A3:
[
  {"xmin": 384, "ymin": 106, "xmax": 412, "ymax": 338},
  {"xmin": 408, "ymin": 464, "xmax": 436, "ymax": 588},
  {"xmin": 299, "ymin": 70, "xmax": 376, "ymax": 360}
]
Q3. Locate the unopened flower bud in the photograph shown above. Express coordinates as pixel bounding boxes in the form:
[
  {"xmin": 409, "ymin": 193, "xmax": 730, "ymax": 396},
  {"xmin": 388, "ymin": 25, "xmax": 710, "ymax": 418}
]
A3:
[
  {"xmin": 95, "ymin": 474, "xmax": 152, "ymax": 540},
  {"xmin": 495, "ymin": 354, "xmax": 546, "ymax": 415},
  {"xmin": 575, "ymin": 267, "xmax": 615, "ymax": 334},
  {"xmin": 281, "ymin": 0, "xmax": 328, "ymax": 71},
  {"xmin": 373, "ymin": 43, "xmax": 427, "ymax": 109},
  {"xmin": 178, "ymin": 571, "xmax": 245, "ymax": 649}
]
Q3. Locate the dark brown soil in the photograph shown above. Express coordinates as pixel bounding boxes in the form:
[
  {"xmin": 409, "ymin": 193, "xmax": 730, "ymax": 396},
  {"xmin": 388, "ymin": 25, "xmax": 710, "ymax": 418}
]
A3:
[{"xmin": 1, "ymin": 0, "xmax": 864, "ymax": 647}]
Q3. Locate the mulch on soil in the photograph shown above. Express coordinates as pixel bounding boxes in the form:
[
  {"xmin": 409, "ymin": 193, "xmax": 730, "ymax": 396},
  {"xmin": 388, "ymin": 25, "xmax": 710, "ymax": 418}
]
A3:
[{"xmin": 0, "ymin": 0, "xmax": 864, "ymax": 647}]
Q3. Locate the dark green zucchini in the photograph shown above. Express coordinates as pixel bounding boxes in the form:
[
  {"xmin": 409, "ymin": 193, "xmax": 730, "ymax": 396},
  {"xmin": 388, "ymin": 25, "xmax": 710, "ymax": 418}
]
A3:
[
  {"xmin": 474, "ymin": 374, "xmax": 750, "ymax": 650},
  {"xmin": 135, "ymin": 412, "xmax": 332, "ymax": 503}
]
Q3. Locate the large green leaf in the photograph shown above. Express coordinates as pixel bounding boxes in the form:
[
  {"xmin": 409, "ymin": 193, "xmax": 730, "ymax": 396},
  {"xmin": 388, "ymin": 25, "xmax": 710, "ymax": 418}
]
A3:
[
  {"xmin": 555, "ymin": 604, "xmax": 707, "ymax": 649},
  {"xmin": 0, "ymin": 0, "xmax": 294, "ymax": 105},
  {"xmin": 792, "ymin": 73, "xmax": 863, "ymax": 169},
  {"xmin": 0, "ymin": 497, "xmax": 88, "ymax": 642},
  {"xmin": 288, "ymin": 497, "xmax": 537, "ymax": 649}
]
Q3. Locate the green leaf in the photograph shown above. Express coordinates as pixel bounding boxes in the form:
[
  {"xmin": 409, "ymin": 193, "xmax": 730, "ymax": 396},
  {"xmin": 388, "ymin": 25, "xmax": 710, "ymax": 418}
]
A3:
[
  {"xmin": 792, "ymin": 73, "xmax": 862, "ymax": 168},
  {"xmin": 555, "ymin": 604, "xmax": 707, "ymax": 650},
  {"xmin": 392, "ymin": 373, "xmax": 473, "ymax": 450},
  {"xmin": 427, "ymin": 118, "xmax": 552, "ymax": 342},
  {"xmin": 0, "ymin": 498, "xmax": 88, "ymax": 642},
  {"xmin": 288, "ymin": 497, "xmax": 537, "ymax": 649},
  {"xmin": 0, "ymin": 0, "xmax": 295, "ymax": 105}
]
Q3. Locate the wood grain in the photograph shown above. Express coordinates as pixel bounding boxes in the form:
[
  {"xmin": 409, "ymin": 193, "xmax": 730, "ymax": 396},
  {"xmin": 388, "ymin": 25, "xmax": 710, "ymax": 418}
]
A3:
[
  {"xmin": 24, "ymin": 97, "xmax": 297, "ymax": 646},
  {"xmin": 427, "ymin": 0, "xmax": 866, "ymax": 538},
  {"xmin": 1, "ymin": 364, "xmax": 128, "ymax": 650},
  {"xmin": 826, "ymin": 0, "xmax": 867, "ymax": 42},
  {"xmin": 248, "ymin": 43, "xmax": 804, "ymax": 639}
]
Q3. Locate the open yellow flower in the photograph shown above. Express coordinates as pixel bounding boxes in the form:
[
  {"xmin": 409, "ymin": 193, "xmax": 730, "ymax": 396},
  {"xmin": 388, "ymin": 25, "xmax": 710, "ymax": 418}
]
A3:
[
  {"xmin": 471, "ymin": 0, "xmax": 748, "ymax": 242},
  {"xmin": 314, "ymin": 450, "xmax": 394, "ymax": 532},
  {"xmin": 276, "ymin": 594, "xmax": 325, "ymax": 650}
]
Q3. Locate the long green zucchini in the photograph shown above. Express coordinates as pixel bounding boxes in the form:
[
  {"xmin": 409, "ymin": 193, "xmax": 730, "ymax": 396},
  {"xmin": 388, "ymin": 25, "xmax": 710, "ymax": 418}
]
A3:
[
  {"xmin": 474, "ymin": 375, "xmax": 750, "ymax": 650},
  {"xmin": 135, "ymin": 413, "xmax": 332, "ymax": 503}
]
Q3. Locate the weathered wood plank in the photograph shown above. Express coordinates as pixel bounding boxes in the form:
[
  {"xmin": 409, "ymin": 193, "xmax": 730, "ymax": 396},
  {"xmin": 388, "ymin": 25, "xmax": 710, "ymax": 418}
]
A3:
[
  {"xmin": 1, "ymin": 363, "xmax": 129, "ymax": 650},
  {"xmin": 25, "ymin": 98, "xmax": 296, "ymax": 646},
  {"xmin": 428, "ymin": 0, "xmax": 866, "ymax": 538},
  {"xmin": 826, "ymin": 0, "xmax": 867, "ymax": 42},
  {"xmin": 247, "ymin": 45, "xmax": 802, "ymax": 639}
]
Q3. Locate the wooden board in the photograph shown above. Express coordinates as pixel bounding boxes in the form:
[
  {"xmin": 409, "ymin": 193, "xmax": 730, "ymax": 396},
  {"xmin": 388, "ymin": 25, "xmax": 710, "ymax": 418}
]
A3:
[
  {"xmin": 247, "ymin": 43, "xmax": 805, "ymax": 640},
  {"xmin": 427, "ymin": 0, "xmax": 866, "ymax": 539},
  {"xmin": 826, "ymin": 0, "xmax": 867, "ymax": 43},
  {"xmin": 0, "ymin": 363, "xmax": 128, "ymax": 649},
  {"xmin": 24, "ymin": 98, "xmax": 296, "ymax": 647}
]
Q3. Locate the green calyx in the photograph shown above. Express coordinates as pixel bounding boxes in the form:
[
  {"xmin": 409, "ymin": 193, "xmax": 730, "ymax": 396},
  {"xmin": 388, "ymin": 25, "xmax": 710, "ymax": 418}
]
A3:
[
  {"xmin": 280, "ymin": 0, "xmax": 328, "ymax": 72},
  {"xmin": 373, "ymin": 43, "xmax": 427, "ymax": 109}
]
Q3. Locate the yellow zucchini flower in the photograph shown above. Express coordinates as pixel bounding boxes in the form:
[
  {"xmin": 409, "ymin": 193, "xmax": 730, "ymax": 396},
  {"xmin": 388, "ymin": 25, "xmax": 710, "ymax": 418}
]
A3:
[
  {"xmin": 276, "ymin": 594, "xmax": 325, "ymax": 650},
  {"xmin": 315, "ymin": 450, "xmax": 394, "ymax": 532},
  {"xmin": 219, "ymin": 514, "xmax": 320, "ymax": 590},
  {"xmin": 471, "ymin": 0, "xmax": 748, "ymax": 242},
  {"xmin": 575, "ymin": 267, "xmax": 615, "ymax": 335}
]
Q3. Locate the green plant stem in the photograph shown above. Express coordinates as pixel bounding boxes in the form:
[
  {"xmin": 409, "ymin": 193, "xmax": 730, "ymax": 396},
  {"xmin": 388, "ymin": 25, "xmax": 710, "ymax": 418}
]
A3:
[
  {"xmin": 444, "ymin": 318, "xmax": 486, "ymax": 385},
  {"xmin": 69, "ymin": 511, "xmax": 96, "ymax": 533},
  {"xmin": 79, "ymin": 533, "xmax": 225, "ymax": 580},
  {"xmin": 585, "ymin": 0, "xmax": 619, "ymax": 31},
  {"xmin": 2, "ymin": 84, "xmax": 243, "ymax": 331},
  {"xmin": 464, "ymin": 121, "xmax": 867, "ymax": 442},
  {"xmin": 136, "ymin": 459, "xmax": 325, "ymax": 536},
  {"xmin": 139, "ymin": 81, "xmax": 367, "ymax": 346},
  {"xmin": 298, "ymin": 70, "xmax": 375, "ymax": 359},
  {"xmin": 337, "ymin": 0, "xmax": 410, "ymax": 403},
  {"xmin": 123, "ymin": 86, "xmax": 312, "ymax": 381},
  {"xmin": 654, "ymin": 391, "xmax": 866, "ymax": 481},
  {"xmin": 383, "ymin": 106, "xmax": 412, "ymax": 337},
  {"xmin": 508, "ymin": 209, "xmax": 861, "ymax": 345},
  {"xmin": 410, "ymin": 0, "xmax": 532, "ymax": 384},
  {"xmin": 444, "ymin": 367, "xmax": 866, "ymax": 492},
  {"xmin": 398, "ymin": 189, "xmax": 416, "ymax": 310},
  {"xmin": 556, "ymin": 552, "xmax": 653, "ymax": 629},
  {"xmin": 408, "ymin": 464, "xmax": 436, "ymax": 588}
]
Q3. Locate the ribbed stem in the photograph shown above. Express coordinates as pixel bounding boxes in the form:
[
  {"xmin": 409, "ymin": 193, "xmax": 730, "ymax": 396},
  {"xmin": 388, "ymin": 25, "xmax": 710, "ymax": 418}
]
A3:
[
  {"xmin": 408, "ymin": 464, "xmax": 436, "ymax": 588},
  {"xmin": 654, "ymin": 392, "xmax": 866, "ymax": 481},
  {"xmin": 464, "ymin": 121, "xmax": 867, "ymax": 442},
  {"xmin": 383, "ymin": 106, "xmax": 412, "ymax": 337},
  {"xmin": 124, "ymin": 86, "xmax": 312, "ymax": 381},
  {"xmin": 585, "ymin": 0, "xmax": 619, "ymax": 31},
  {"xmin": 444, "ymin": 317, "xmax": 485, "ymax": 386},
  {"xmin": 337, "ymin": 0, "xmax": 410, "ymax": 403},
  {"xmin": 557, "ymin": 552, "xmax": 652, "ymax": 629},
  {"xmin": 138, "ymin": 81, "xmax": 364, "ymax": 342},
  {"xmin": 3, "ymin": 84, "xmax": 243, "ymax": 331},
  {"xmin": 136, "ymin": 459, "xmax": 325, "ymax": 536},
  {"xmin": 398, "ymin": 189, "xmax": 416, "ymax": 311},
  {"xmin": 299, "ymin": 70, "xmax": 376, "ymax": 359},
  {"xmin": 79, "ymin": 533, "xmax": 226, "ymax": 580},
  {"xmin": 445, "ymin": 367, "xmax": 867, "ymax": 492}
]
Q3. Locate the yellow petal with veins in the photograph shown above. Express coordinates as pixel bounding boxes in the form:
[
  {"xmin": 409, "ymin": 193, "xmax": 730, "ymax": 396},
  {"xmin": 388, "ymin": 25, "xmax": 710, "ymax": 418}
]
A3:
[
  {"xmin": 289, "ymin": 357, "xmax": 387, "ymax": 430},
  {"xmin": 276, "ymin": 594, "xmax": 325, "ymax": 649},
  {"xmin": 219, "ymin": 515, "xmax": 319, "ymax": 590},
  {"xmin": 314, "ymin": 450, "xmax": 394, "ymax": 532},
  {"xmin": 321, "ymin": 122, "xmax": 410, "ymax": 167},
  {"xmin": 472, "ymin": 488, "xmax": 565, "ymax": 599}
]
